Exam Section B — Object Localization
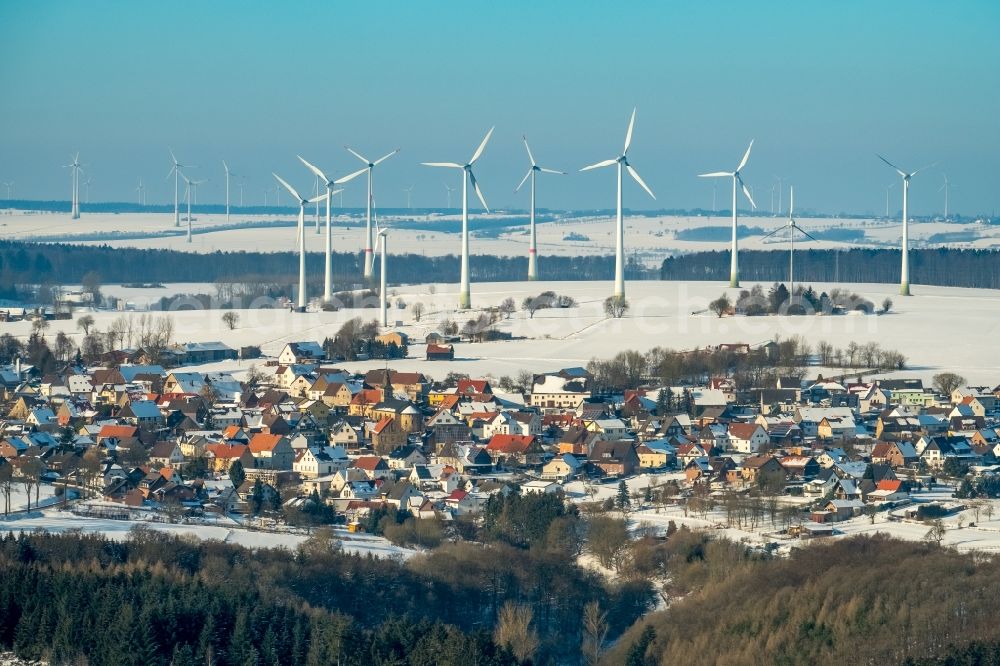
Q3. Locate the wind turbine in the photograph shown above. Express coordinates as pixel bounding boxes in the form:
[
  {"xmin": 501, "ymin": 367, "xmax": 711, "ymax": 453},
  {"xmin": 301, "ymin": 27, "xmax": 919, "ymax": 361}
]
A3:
[
  {"xmin": 181, "ymin": 174, "xmax": 206, "ymax": 242},
  {"xmin": 273, "ymin": 173, "xmax": 329, "ymax": 312},
  {"xmin": 580, "ymin": 108, "xmax": 656, "ymax": 300},
  {"xmin": 64, "ymin": 153, "xmax": 83, "ymax": 219},
  {"xmin": 939, "ymin": 174, "xmax": 952, "ymax": 220},
  {"xmin": 516, "ymin": 135, "xmax": 565, "ymax": 281},
  {"xmin": 136, "ymin": 178, "xmax": 145, "ymax": 206},
  {"xmin": 2, "ymin": 181, "xmax": 13, "ymax": 200},
  {"xmin": 238, "ymin": 176, "xmax": 245, "ymax": 206},
  {"xmin": 878, "ymin": 154, "xmax": 933, "ymax": 296},
  {"xmin": 83, "ymin": 176, "xmax": 92, "ymax": 204},
  {"xmin": 444, "ymin": 183, "xmax": 456, "ymax": 209},
  {"xmin": 422, "ymin": 126, "xmax": 494, "ymax": 309},
  {"xmin": 297, "ymin": 155, "xmax": 350, "ymax": 305},
  {"xmin": 374, "ymin": 212, "xmax": 390, "ymax": 326},
  {"xmin": 223, "ymin": 161, "xmax": 235, "ymax": 223},
  {"xmin": 339, "ymin": 145, "xmax": 399, "ymax": 281},
  {"xmin": 885, "ymin": 181, "xmax": 895, "ymax": 218},
  {"xmin": 698, "ymin": 140, "xmax": 756, "ymax": 287},
  {"xmin": 167, "ymin": 150, "xmax": 194, "ymax": 227},
  {"xmin": 761, "ymin": 186, "xmax": 817, "ymax": 297},
  {"xmin": 313, "ymin": 175, "xmax": 322, "ymax": 233},
  {"xmin": 403, "ymin": 185, "xmax": 414, "ymax": 209}
]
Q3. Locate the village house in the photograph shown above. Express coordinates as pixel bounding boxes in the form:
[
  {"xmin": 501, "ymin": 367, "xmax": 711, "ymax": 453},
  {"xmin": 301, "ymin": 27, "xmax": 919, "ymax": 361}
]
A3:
[
  {"xmin": 485, "ymin": 434, "xmax": 544, "ymax": 467},
  {"xmin": 278, "ymin": 341, "xmax": 327, "ymax": 365},
  {"xmin": 529, "ymin": 369, "xmax": 592, "ymax": 412},
  {"xmin": 248, "ymin": 433, "xmax": 295, "ymax": 470},
  {"xmin": 727, "ymin": 423, "xmax": 770, "ymax": 454},
  {"xmin": 541, "ymin": 453, "xmax": 583, "ymax": 481},
  {"xmin": 588, "ymin": 440, "xmax": 639, "ymax": 478}
]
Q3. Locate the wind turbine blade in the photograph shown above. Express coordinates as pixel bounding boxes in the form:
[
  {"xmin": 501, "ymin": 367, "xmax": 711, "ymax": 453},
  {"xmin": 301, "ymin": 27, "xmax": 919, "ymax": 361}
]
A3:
[
  {"xmin": 169, "ymin": 149, "xmax": 178, "ymax": 165},
  {"xmin": 910, "ymin": 162, "xmax": 937, "ymax": 177},
  {"xmin": 761, "ymin": 227, "xmax": 785, "ymax": 240},
  {"xmin": 421, "ymin": 162, "xmax": 464, "ymax": 169},
  {"xmin": 334, "ymin": 166, "xmax": 368, "ymax": 184},
  {"xmin": 795, "ymin": 226, "xmax": 820, "ymax": 243},
  {"xmin": 469, "ymin": 170, "xmax": 489, "ymax": 212},
  {"xmin": 309, "ymin": 192, "xmax": 330, "ymax": 204},
  {"xmin": 522, "ymin": 136, "xmax": 536, "ymax": 166},
  {"xmin": 738, "ymin": 175, "xmax": 756, "ymax": 209},
  {"xmin": 273, "ymin": 173, "xmax": 301, "ymax": 202},
  {"xmin": 298, "ymin": 155, "xmax": 328, "ymax": 182},
  {"xmin": 515, "ymin": 169, "xmax": 532, "ymax": 193},
  {"xmin": 698, "ymin": 171, "xmax": 732, "ymax": 178},
  {"xmin": 373, "ymin": 149, "xmax": 399, "ymax": 166},
  {"xmin": 789, "ymin": 186, "xmax": 794, "ymax": 217},
  {"xmin": 626, "ymin": 164, "xmax": 656, "ymax": 200},
  {"xmin": 877, "ymin": 154, "xmax": 907, "ymax": 178},
  {"xmin": 539, "ymin": 167, "xmax": 566, "ymax": 175},
  {"xmin": 737, "ymin": 139, "xmax": 754, "ymax": 172},
  {"xmin": 469, "ymin": 126, "xmax": 495, "ymax": 165},
  {"xmin": 345, "ymin": 147, "xmax": 370, "ymax": 165},
  {"xmin": 580, "ymin": 158, "xmax": 618, "ymax": 172},
  {"xmin": 624, "ymin": 107, "xmax": 637, "ymax": 154},
  {"xmin": 223, "ymin": 160, "xmax": 229, "ymax": 174},
  {"xmin": 329, "ymin": 188, "xmax": 343, "ymax": 197}
]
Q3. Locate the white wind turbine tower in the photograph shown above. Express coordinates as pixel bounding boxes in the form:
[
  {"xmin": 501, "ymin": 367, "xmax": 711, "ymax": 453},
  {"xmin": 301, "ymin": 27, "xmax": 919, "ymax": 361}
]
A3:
[
  {"xmin": 444, "ymin": 183, "xmax": 456, "ymax": 209},
  {"xmin": 223, "ymin": 161, "xmax": 236, "ymax": 223},
  {"xmin": 761, "ymin": 186, "xmax": 817, "ymax": 297},
  {"xmin": 273, "ymin": 173, "xmax": 330, "ymax": 312},
  {"xmin": 136, "ymin": 178, "xmax": 145, "ymax": 206},
  {"xmin": 374, "ymin": 212, "xmax": 391, "ymax": 326},
  {"xmin": 313, "ymin": 175, "xmax": 322, "ymax": 234},
  {"xmin": 297, "ymin": 155, "xmax": 349, "ymax": 305},
  {"xmin": 878, "ymin": 154, "xmax": 933, "ymax": 296},
  {"xmin": 64, "ymin": 153, "xmax": 83, "ymax": 219},
  {"xmin": 83, "ymin": 176, "xmax": 92, "ymax": 204},
  {"xmin": 2, "ymin": 181, "xmax": 13, "ymax": 200},
  {"xmin": 699, "ymin": 140, "xmax": 756, "ymax": 287},
  {"xmin": 403, "ymin": 185, "xmax": 414, "ymax": 209},
  {"xmin": 580, "ymin": 108, "xmax": 656, "ymax": 300},
  {"xmin": 181, "ymin": 174, "xmax": 206, "ymax": 242},
  {"xmin": 167, "ymin": 150, "xmax": 194, "ymax": 227},
  {"xmin": 939, "ymin": 174, "xmax": 952, "ymax": 220},
  {"xmin": 422, "ymin": 126, "xmax": 494, "ymax": 309},
  {"xmin": 885, "ymin": 181, "xmax": 895, "ymax": 218},
  {"xmin": 339, "ymin": 146, "xmax": 399, "ymax": 281},
  {"xmin": 516, "ymin": 135, "xmax": 565, "ymax": 281}
]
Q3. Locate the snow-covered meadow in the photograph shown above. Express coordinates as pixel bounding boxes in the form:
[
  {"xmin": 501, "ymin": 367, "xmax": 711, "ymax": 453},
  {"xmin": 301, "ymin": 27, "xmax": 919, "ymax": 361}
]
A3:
[
  {"xmin": 6, "ymin": 279, "xmax": 999, "ymax": 385},
  {"xmin": 3, "ymin": 208, "xmax": 998, "ymax": 265}
]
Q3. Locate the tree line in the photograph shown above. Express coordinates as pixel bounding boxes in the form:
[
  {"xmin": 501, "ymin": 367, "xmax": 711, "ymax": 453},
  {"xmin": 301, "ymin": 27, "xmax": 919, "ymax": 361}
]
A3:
[
  {"xmin": 603, "ymin": 535, "xmax": 1000, "ymax": 665},
  {"xmin": 0, "ymin": 514, "xmax": 653, "ymax": 666},
  {"xmin": 0, "ymin": 241, "xmax": 642, "ymax": 301},
  {"xmin": 661, "ymin": 248, "xmax": 1000, "ymax": 289}
]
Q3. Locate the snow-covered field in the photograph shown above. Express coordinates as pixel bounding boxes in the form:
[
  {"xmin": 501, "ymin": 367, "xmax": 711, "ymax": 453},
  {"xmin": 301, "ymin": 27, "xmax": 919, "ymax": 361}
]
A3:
[
  {"xmin": 0, "ymin": 507, "xmax": 414, "ymax": 558},
  {"xmin": 565, "ymin": 473, "xmax": 1000, "ymax": 554},
  {"xmin": 3, "ymin": 209, "xmax": 998, "ymax": 262},
  {"xmin": 7, "ymin": 279, "xmax": 1000, "ymax": 385}
]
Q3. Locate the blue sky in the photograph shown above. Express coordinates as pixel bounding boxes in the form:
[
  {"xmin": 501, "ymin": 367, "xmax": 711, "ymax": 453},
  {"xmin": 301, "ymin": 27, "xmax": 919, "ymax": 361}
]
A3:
[{"xmin": 1, "ymin": 1, "xmax": 997, "ymax": 215}]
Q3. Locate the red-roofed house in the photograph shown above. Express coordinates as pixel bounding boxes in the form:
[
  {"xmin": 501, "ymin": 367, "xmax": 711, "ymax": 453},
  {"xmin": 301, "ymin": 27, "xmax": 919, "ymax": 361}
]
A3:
[
  {"xmin": 370, "ymin": 416, "xmax": 406, "ymax": 454},
  {"xmin": 443, "ymin": 488, "xmax": 480, "ymax": 515},
  {"xmin": 248, "ymin": 433, "xmax": 294, "ymax": 470},
  {"xmin": 485, "ymin": 434, "xmax": 543, "ymax": 466},
  {"xmin": 352, "ymin": 455, "xmax": 392, "ymax": 480},
  {"xmin": 728, "ymin": 423, "xmax": 769, "ymax": 454},
  {"xmin": 205, "ymin": 443, "xmax": 255, "ymax": 473},
  {"xmin": 96, "ymin": 424, "xmax": 138, "ymax": 444}
]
